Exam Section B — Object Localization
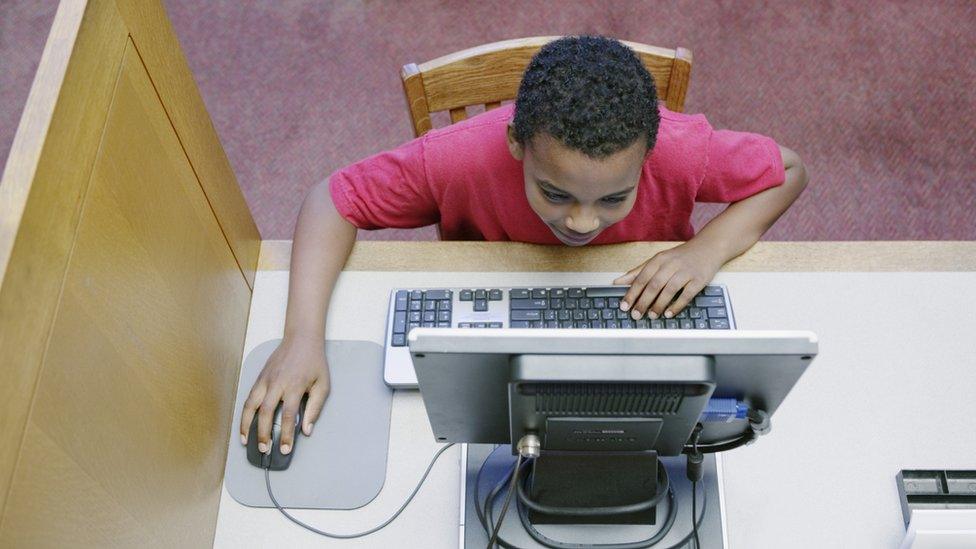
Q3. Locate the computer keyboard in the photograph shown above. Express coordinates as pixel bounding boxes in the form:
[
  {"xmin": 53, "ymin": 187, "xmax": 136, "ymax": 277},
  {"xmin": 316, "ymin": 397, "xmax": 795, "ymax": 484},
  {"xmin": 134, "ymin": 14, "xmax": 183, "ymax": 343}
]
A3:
[{"xmin": 383, "ymin": 285, "xmax": 737, "ymax": 387}]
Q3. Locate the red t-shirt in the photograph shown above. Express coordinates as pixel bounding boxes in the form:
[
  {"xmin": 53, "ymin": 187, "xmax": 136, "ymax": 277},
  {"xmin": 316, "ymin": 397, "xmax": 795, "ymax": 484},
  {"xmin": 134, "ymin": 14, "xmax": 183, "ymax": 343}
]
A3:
[{"xmin": 329, "ymin": 104, "xmax": 784, "ymax": 243}]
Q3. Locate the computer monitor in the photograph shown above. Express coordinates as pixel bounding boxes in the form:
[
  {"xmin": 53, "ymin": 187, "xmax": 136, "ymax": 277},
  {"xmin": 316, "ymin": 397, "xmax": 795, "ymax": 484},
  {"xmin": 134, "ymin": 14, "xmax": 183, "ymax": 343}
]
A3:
[
  {"xmin": 409, "ymin": 328, "xmax": 818, "ymax": 454},
  {"xmin": 410, "ymin": 328, "xmax": 817, "ymax": 539}
]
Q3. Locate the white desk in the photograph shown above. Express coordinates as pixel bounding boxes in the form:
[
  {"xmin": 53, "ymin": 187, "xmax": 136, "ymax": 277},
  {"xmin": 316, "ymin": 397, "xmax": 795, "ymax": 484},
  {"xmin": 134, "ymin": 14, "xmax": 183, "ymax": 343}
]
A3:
[{"xmin": 214, "ymin": 264, "xmax": 976, "ymax": 548}]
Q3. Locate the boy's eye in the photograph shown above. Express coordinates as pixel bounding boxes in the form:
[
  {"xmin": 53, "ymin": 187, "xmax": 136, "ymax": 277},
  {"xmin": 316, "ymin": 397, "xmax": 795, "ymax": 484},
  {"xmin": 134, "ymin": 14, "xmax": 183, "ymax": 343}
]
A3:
[
  {"xmin": 601, "ymin": 196, "xmax": 626, "ymax": 205},
  {"xmin": 541, "ymin": 190, "xmax": 569, "ymax": 202}
]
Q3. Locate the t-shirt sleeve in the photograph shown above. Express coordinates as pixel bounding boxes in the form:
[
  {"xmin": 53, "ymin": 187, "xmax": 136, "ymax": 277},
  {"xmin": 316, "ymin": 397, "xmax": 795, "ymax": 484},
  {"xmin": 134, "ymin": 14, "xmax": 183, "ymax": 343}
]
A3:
[
  {"xmin": 695, "ymin": 127, "xmax": 785, "ymax": 203},
  {"xmin": 328, "ymin": 136, "xmax": 440, "ymax": 229}
]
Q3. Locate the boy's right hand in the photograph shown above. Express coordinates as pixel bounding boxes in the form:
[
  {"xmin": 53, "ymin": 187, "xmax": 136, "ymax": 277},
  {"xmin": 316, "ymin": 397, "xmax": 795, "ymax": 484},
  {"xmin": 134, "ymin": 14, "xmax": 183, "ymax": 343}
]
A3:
[{"xmin": 240, "ymin": 333, "xmax": 330, "ymax": 456}]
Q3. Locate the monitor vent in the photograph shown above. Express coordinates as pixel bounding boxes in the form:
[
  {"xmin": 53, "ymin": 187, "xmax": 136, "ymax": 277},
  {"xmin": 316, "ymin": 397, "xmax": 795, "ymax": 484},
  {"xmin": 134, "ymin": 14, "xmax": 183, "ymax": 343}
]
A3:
[{"xmin": 528, "ymin": 383, "xmax": 686, "ymax": 416}]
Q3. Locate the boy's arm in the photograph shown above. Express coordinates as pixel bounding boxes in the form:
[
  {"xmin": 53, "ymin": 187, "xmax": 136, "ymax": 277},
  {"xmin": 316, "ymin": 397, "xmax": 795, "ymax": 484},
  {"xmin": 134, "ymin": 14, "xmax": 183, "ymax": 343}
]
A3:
[
  {"xmin": 616, "ymin": 145, "xmax": 808, "ymax": 318},
  {"xmin": 239, "ymin": 180, "xmax": 357, "ymax": 455}
]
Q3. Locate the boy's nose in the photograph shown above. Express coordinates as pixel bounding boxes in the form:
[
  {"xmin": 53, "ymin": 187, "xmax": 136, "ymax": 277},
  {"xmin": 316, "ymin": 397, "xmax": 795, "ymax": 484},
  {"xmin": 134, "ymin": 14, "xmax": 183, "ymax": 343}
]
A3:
[{"xmin": 566, "ymin": 210, "xmax": 599, "ymax": 233}]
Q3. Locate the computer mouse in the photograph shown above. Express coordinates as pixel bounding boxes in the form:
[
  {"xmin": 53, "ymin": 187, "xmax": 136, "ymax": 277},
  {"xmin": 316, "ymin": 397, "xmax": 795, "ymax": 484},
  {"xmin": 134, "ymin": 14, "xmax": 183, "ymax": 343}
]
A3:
[{"xmin": 246, "ymin": 395, "xmax": 307, "ymax": 470}]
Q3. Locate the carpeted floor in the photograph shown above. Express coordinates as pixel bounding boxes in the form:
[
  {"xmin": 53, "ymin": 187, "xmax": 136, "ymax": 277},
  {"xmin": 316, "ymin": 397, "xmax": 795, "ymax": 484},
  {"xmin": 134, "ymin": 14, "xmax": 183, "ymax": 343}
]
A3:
[{"xmin": 2, "ymin": 1, "xmax": 974, "ymax": 241}]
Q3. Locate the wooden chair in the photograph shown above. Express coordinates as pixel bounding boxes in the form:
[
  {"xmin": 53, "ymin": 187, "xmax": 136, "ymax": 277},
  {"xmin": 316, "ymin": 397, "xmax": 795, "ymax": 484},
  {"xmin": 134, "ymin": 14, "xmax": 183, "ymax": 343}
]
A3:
[{"xmin": 401, "ymin": 36, "xmax": 692, "ymax": 138}]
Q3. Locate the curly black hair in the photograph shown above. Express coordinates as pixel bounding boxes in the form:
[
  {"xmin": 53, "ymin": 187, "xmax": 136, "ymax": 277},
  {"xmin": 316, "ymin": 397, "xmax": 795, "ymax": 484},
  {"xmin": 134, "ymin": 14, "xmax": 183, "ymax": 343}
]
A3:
[{"xmin": 512, "ymin": 35, "xmax": 660, "ymax": 158}]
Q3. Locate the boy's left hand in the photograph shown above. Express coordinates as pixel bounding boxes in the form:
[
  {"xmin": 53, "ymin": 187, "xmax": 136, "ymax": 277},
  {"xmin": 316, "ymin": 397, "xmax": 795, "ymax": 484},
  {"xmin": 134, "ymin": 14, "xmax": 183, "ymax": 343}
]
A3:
[{"xmin": 613, "ymin": 242, "xmax": 724, "ymax": 320}]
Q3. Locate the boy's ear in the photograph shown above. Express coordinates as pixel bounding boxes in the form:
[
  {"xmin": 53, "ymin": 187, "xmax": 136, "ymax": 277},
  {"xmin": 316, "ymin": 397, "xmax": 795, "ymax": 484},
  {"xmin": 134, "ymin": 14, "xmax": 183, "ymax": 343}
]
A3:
[{"xmin": 506, "ymin": 124, "xmax": 524, "ymax": 161}]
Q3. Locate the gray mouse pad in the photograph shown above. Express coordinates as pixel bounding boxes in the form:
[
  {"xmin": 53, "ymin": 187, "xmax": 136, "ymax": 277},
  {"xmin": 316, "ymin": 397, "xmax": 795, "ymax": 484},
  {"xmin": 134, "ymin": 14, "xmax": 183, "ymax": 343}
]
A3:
[{"xmin": 224, "ymin": 339, "xmax": 393, "ymax": 509}]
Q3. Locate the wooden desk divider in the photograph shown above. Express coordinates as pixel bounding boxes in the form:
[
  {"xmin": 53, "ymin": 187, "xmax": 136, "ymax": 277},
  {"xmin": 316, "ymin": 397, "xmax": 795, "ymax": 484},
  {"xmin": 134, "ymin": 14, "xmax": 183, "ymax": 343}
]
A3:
[{"xmin": 0, "ymin": 0, "xmax": 260, "ymax": 545}]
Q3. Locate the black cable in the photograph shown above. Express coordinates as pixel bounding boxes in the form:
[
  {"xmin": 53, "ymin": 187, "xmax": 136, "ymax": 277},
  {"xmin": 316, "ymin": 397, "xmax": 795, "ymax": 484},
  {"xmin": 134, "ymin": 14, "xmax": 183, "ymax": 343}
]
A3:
[
  {"xmin": 691, "ymin": 481, "xmax": 700, "ymax": 549},
  {"xmin": 474, "ymin": 449, "xmax": 523, "ymax": 549},
  {"xmin": 264, "ymin": 442, "xmax": 455, "ymax": 539},
  {"xmin": 488, "ymin": 453, "xmax": 524, "ymax": 548}
]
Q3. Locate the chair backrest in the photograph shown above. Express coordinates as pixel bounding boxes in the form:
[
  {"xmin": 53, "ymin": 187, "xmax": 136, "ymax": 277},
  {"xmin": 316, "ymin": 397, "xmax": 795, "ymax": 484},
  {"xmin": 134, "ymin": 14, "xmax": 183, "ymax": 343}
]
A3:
[{"xmin": 401, "ymin": 36, "xmax": 692, "ymax": 138}]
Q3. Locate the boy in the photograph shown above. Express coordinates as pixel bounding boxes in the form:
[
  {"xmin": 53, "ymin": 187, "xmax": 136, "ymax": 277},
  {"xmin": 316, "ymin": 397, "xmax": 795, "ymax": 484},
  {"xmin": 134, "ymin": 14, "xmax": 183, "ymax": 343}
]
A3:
[{"xmin": 240, "ymin": 36, "xmax": 808, "ymax": 457}]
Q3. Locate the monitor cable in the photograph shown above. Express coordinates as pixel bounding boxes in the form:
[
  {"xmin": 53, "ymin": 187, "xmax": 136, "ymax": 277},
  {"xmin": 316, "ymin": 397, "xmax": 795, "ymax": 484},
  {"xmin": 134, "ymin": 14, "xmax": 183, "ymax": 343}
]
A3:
[{"xmin": 264, "ymin": 442, "xmax": 455, "ymax": 539}]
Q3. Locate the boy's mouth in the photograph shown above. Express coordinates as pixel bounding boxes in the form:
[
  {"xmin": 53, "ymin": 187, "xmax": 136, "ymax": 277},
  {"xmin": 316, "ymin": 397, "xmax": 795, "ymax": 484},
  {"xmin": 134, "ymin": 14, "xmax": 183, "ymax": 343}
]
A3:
[{"xmin": 551, "ymin": 225, "xmax": 600, "ymax": 245}]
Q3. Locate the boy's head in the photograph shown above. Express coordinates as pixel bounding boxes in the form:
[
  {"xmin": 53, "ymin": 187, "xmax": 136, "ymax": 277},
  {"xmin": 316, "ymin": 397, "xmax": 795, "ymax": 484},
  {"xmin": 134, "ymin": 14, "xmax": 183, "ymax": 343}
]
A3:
[{"xmin": 507, "ymin": 35, "xmax": 660, "ymax": 246}]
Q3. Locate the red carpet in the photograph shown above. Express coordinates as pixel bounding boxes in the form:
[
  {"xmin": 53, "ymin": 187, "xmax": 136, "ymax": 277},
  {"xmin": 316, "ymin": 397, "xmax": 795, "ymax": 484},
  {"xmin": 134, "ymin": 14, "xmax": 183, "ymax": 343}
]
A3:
[{"xmin": 3, "ymin": 1, "xmax": 974, "ymax": 241}]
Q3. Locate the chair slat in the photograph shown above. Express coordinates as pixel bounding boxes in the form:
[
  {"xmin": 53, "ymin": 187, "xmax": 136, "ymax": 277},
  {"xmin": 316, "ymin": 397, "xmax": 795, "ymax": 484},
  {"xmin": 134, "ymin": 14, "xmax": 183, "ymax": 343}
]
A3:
[
  {"xmin": 449, "ymin": 107, "xmax": 468, "ymax": 123},
  {"xmin": 485, "ymin": 101, "xmax": 502, "ymax": 111}
]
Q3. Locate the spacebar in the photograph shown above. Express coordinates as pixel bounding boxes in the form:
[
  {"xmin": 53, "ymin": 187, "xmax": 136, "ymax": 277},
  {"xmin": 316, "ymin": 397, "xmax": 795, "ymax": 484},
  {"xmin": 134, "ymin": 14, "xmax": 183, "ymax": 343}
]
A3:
[{"xmin": 585, "ymin": 287, "xmax": 628, "ymax": 297}]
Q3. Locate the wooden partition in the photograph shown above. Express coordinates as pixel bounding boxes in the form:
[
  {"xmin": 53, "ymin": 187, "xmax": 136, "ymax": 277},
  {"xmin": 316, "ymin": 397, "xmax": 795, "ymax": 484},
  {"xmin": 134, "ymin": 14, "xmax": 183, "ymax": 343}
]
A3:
[{"xmin": 0, "ymin": 0, "xmax": 259, "ymax": 545}]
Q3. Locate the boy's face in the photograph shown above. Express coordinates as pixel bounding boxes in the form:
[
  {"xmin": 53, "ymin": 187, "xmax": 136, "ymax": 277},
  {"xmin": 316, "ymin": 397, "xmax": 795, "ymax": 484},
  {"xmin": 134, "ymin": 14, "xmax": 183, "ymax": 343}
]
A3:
[{"xmin": 507, "ymin": 126, "xmax": 646, "ymax": 246}]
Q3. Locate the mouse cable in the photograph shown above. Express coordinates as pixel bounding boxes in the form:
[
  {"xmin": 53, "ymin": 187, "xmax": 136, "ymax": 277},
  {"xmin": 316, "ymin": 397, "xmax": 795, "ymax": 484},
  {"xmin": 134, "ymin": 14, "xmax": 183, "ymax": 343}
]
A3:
[{"xmin": 265, "ymin": 442, "xmax": 455, "ymax": 539}]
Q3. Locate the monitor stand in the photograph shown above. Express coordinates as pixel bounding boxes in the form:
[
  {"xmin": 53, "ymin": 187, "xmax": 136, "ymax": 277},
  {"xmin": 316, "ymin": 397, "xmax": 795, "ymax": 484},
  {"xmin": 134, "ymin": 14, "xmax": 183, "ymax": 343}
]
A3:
[
  {"xmin": 526, "ymin": 452, "xmax": 659, "ymax": 525},
  {"xmin": 463, "ymin": 444, "xmax": 726, "ymax": 548}
]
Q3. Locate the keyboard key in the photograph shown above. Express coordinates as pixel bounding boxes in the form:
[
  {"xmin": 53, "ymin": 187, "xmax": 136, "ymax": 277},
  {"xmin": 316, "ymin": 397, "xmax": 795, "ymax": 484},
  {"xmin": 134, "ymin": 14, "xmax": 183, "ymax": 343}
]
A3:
[
  {"xmin": 558, "ymin": 310, "xmax": 571, "ymax": 320},
  {"xmin": 510, "ymin": 321, "xmax": 530, "ymax": 328},
  {"xmin": 587, "ymin": 310, "xmax": 600, "ymax": 320},
  {"xmin": 616, "ymin": 309, "xmax": 629, "ymax": 319},
  {"xmin": 676, "ymin": 309, "xmax": 689, "ymax": 319},
  {"xmin": 559, "ymin": 320, "xmax": 573, "ymax": 328},
  {"xmin": 593, "ymin": 297, "xmax": 606, "ymax": 309},
  {"xmin": 438, "ymin": 300, "xmax": 452, "ymax": 311},
  {"xmin": 410, "ymin": 290, "xmax": 423, "ymax": 300},
  {"xmin": 460, "ymin": 289, "xmax": 473, "ymax": 301},
  {"xmin": 474, "ymin": 322, "xmax": 487, "ymax": 328},
  {"xmin": 395, "ymin": 291, "xmax": 408, "ymax": 311},
  {"xmin": 709, "ymin": 318, "xmax": 731, "ymax": 329},
  {"xmin": 608, "ymin": 297, "xmax": 620, "ymax": 309},
  {"xmin": 510, "ymin": 289, "xmax": 530, "ymax": 299},
  {"xmin": 704, "ymin": 286, "xmax": 723, "ymax": 296},
  {"xmin": 550, "ymin": 289, "xmax": 566, "ymax": 298},
  {"xmin": 422, "ymin": 322, "xmax": 436, "ymax": 328},
  {"xmin": 545, "ymin": 321, "xmax": 559, "ymax": 328},
  {"xmin": 488, "ymin": 322, "xmax": 503, "ymax": 328},
  {"xmin": 605, "ymin": 320, "xmax": 619, "ymax": 329},
  {"xmin": 601, "ymin": 309, "xmax": 614, "ymax": 320},
  {"xmin": 511, "ymin": 298, "xmax": 547, "ymax": 309},
  {"xmin": 550, "ymin": 298, "xmax": 563, "ymax": 309},
  {"xmin": 437, "ymin": 311, "xmax": 451, "ymax": 322},
  {"xmin": 424, "ymin": 300, "xmax": 438, "ymax": 311},
  {"xmin": 489, "ymin": 289, "xmax": 503, "ymax": 301},
  {"xmin": 665, "ymin": 319, "xmax": 679, "ymax": 329},
  {"xmin": 474, "ymin": 289, "xmax": 487, "ymax": 300},
  {"xmin": 695, "ymin": 319, "xmax": 709, "ymax": 329},
  {"xmin": 410, "ymin": 301, "xmax": 422, "ymax": 312},
  {"xmin": 707, "ymin": 307, "xmax": 727, "ymax": 318},
  {"xmin": 575, "ymin": 321, "xmax": 590, "ymax": 328},
  {"xmin": 409, "ymin": 311, "xmax": 421, "ymax": 322},
  {"xmin": 680, "ymin": 319, "xmax": 694, "ymax": 329},
  {"xmin": 565, "ymin": 299, "xmax": 578, "ymax": 309},
  {"xmin": 568, "ymin": 288, "xmax": 584, "ymax": 298},
  {"xmin": 407, "ymin": 321, "xmax": 420, "ymax": 333},
  {"xmin": 512, "ymin": 310, "xmax": 542, "ymax": 321},
  {"xmin": 585, "ymin": 287, "xmax": 628, "ymax": 297},
  {"xmin": 621, "ymin": 320, "xmax": 634, "ymax": 329},
  {"xmin": 579, "ymin": 298, "xmax": 592, "ymax": 309},
  {"xmin": 530, "ymin": 321, "xmax": 543, "ymax": 328},
  {"xmin": 437, "ymin": 321, "xmax": 450, "ymax": 328},
  {"xmin": 425, "ymin": 290, "xmax": 451, "ymax": 300},
  {"xmin": 651, "ymin": 320, "xmax": 665, "ymax": 329},
  {"xmin": 635, "ymin": 319, "xmax": 649, "ymax": 329},
  {"xmin": 459, "ymin": 322, "xmax": 472, "ymax": 328},
  {"xmin": 543, "ymin": 310, "xmax": 557, "ymax": 321},
  {"xmin": 531, "ymin": 289, "xmax": 548, "ymax": 299},
  {"xmin": 688, "ymin": 308, "xmax": 702, "ymax": 319},
  {"xmin": 695, "ymin": 296, "xmax": 725, "ymax": 308},
  {"xmin": 392, "ymin": 334, "xmax": 406, "ymax": 346},
  {"xmin": 393, "ymin": 312, "xmax": 406, "ymax": 332},
  {"xmin": 573, "ymin": 310, "xmax": 586, "ymax": 321},
  {"xmin": 422, "ymin": 311, "xmax": 436, "ymax": 322},
  {"xmin": 473, "ymin": 299, "xmax": 489, "ymax": 312}
]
